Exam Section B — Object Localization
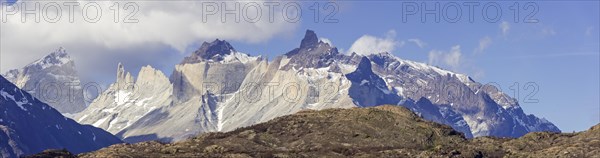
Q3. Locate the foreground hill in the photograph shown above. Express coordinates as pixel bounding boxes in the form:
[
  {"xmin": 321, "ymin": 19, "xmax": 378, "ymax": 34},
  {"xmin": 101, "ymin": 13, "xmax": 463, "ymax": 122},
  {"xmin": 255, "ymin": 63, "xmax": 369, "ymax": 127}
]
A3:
[{"xmin": 71, "ymin": 105, "xmax": 597, "ymax": 157}]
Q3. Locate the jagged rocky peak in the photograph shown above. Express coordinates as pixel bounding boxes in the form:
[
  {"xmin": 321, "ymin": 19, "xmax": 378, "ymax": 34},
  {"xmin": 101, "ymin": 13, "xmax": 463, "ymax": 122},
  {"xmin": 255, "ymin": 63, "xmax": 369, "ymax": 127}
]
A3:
[
  {"xmin": 136, "ymin": 65, "xmax": 169, "ymax": 85},
  {"xmin": 47, "ymin": 47, "xmax": 69, "ymax": 59},
  {"xmin": 287, "ymin": 29, "xmax": 336, "ymax": 55},
  {"xmin": 345, "ymin": 56, "xmax": 400, "ymax": 107},
  {"xmin": 346, "ymin": 56, "xmax": 387, "ymax": 88},
  {"xmin": 138, "ymin": 65, "xmax": 160, "ymax": 78},
  {"xmin": 181, "ymin": 39, "xmax": 237, "ymax": 64},
  {"xmin": 300, "ymin": 29, "xmax": 319, "ymax": 48},
  {"xmin": 197, "ymin": 39, "xmax": 236, "ymax": 57},
  {"xmin": 346, "ymin": 57, "xmax": 389, "ymax": 90},
  {"xmin": 355, "ymin": 56, "xmax": 374, "ymax": 74},
  {"xmin": 116, "ymin": 62, "xmax": 134, "ymax": 84},
  {"xmin": 346, "ymin": 56, "xmax": 382, "ymax": 83},
  {"xmin": 281, "ymin": 30, "xmax": 340, "ymax": 70},
  {"xmin": 30, "ymin": 47, "xmax": 73, "ymax": 69},
  {"xmin": 117, "ymin": 62, "xmax": 125, "ymax": 80}
]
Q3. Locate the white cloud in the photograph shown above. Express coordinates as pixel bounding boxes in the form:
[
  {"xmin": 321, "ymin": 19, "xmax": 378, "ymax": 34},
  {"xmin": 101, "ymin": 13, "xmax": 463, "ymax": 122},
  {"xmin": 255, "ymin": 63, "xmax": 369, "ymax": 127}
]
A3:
[
  {"xmin": 474, "ymin": 36, "xmax": 492, "ymax": 54},
  {"xmin": 319, "ymin": 38, "xmax": 333, "ymax": 47},
  {"xmin": 347, "ymin": 30, "xmax": 402, "ymax": 55},
  {"xmin": 428, "ymin": 45, "xmax": 485, "ymax": 79},
  {"xmin": 428, "ymin": 45, "xmax": 462, "ymax": 71},
  {"xmin": 408, "ymin": 39, "xmax": 426, "ymax": 48},
  {"xmin": 0, "ymin": 1, "xmax": 297, "ymax": 74},
  {"xmin": 500, "ymin": 21, "xmax": 510, "ymax": 36}
]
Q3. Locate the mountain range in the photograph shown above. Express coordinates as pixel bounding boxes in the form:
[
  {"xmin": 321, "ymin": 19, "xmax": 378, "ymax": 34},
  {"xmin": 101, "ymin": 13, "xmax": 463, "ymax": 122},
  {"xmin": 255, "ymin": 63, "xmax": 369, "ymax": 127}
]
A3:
[
  {"xmin": 0, "ymin": 30, "xmax": 563, "ymax": 157},
  {"xmin": 61, "ymin": 30, "xmax": 560, "ymax": 143}
]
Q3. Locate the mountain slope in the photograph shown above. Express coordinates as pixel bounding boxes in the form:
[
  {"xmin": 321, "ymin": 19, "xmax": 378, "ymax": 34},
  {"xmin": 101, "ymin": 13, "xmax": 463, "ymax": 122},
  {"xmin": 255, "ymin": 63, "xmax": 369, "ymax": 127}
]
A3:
[
  {"xmin": 77, "ymin": 105, "xmax": 599, "ymax": 157},
  {"xmin": 3, "ymin": 47, "xmax": 86, "ymax": 114},
  {"xmin": 364, "ymin": 52, "xmax": 559, "ymax": 137},
  {"xmin": 0, "ymin": 75, "xmax": 122, "ymax": 157}
]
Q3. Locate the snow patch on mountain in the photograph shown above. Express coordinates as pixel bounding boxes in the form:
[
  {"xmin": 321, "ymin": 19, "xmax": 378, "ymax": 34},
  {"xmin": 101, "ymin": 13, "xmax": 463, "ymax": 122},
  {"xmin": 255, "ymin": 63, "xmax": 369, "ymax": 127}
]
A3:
[{"xmin": 221, "ymin": 51, "xmax": 260, "ymax": 64}]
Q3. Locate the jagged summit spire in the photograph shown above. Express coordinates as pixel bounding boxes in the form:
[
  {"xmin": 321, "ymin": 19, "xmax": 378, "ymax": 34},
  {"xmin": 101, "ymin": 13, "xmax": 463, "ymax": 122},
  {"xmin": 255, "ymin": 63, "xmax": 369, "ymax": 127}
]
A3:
[
  {"xmin": 300, "ymin": 29, "xmax": 319, "ymax": 48},
  {"xmin": 117, "ymin": 62, "xmax": 125, "ymax": 80},
  {"xmin": 281, "ymin": 29, "xmax": 340, "ymax": 70},
  {"xmin": 116, "ymin": 62, "xmax": 134, "ymax": 84}
]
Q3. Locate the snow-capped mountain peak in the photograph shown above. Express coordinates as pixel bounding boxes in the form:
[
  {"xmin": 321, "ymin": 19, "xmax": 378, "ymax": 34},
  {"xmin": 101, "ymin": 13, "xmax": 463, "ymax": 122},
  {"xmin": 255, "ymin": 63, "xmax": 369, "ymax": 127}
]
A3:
[
  {"xmin": 31, "ymin": 47, "xmax": 73, "ymax": 70},
  {"xmin": 2, "ymin": 47, "xmax": 86, "ymax": 114}
]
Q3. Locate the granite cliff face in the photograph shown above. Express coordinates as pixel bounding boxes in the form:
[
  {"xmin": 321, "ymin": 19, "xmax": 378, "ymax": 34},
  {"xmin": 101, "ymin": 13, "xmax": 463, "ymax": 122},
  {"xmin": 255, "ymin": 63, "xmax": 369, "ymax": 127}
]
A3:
[
  {"xmin": 74, "ymin": 30, "xmax": 559, "ymax": 143},
  {"xmin": 75, "ymin": 64, "xmax": 174, "ymax": 143}
]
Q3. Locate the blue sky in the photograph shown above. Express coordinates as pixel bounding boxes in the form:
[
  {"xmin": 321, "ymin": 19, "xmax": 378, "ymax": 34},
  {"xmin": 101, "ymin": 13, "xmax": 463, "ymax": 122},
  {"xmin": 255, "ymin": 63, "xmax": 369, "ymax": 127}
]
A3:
[{"xmin": 1, "ymin": 1, "xmax": 598, "ymax": 132}]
